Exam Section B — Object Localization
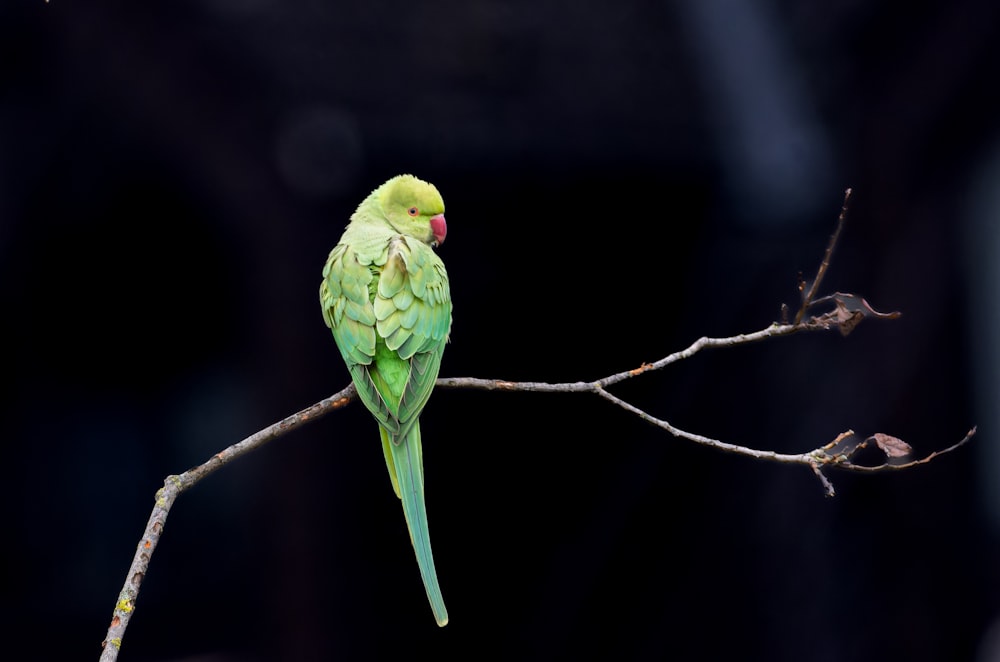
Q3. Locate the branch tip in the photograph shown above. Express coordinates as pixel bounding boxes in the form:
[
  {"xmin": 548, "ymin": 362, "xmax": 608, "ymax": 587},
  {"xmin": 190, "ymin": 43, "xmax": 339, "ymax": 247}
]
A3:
[
  {"xmin": 810, "ymin": 462, "xmax": 836, "ymax": 497},
  {"xmin": 794, "ymin": 188, "xmax": 853, "ymax": 325}
]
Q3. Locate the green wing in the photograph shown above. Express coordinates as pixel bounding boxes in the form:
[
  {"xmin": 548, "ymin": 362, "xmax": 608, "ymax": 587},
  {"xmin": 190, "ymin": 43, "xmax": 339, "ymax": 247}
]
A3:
[
  {"xmin": 321, "ymin": 235, "xmax": 451, "ymax": 440},
  {"xmin": 321, "ymin": 241, "xmax": 393, "ymax": 434},
  {"xmin": 373, "ymin": 236, "xmax": 451, "ymax": 442}
]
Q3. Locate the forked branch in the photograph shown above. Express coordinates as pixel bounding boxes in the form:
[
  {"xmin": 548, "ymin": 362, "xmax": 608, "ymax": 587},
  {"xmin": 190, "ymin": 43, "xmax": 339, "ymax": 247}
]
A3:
[{"xmin": 99, "ymin": 188, "xmax": 973, "ymax": 661}]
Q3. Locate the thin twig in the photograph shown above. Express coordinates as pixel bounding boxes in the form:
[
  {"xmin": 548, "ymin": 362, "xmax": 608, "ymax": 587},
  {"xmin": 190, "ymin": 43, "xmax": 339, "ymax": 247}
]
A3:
[
  {"xmin": 823, "ymin": 427, "xmax": 977, "ymax": 473},
  {"xmin": 437, "ymin": 323, "xmax": 803, "ymax": 393},
  {"xmin": 795, "ymin": 187, "xmax": 852, "ymax": 325}
]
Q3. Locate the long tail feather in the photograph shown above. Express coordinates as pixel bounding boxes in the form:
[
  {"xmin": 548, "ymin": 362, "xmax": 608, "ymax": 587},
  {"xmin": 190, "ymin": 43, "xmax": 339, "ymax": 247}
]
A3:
[{"xmin": 381, "ymin": 423, "xmax": 448, "ymax": 626}]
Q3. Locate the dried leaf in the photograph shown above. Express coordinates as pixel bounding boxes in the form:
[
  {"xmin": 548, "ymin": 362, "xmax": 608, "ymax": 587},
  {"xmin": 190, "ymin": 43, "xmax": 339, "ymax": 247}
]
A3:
[
  {"xmin": 830, "ymin": 293, "xmax": 902, "ymax": 320},
  {"xmin": 797, "ymin": 292, "xmax": 901, "ymax": 333},
  {"xmin": 869, "ymin": 433, "xmax": 913, "ymax": 458},
  {"xmin": 834, "ymin": 299, "xmax": 865, "ymax": 336},
  {"xmin": 804, "ymin": 293, "xmax": 902, "ymax": 321}
]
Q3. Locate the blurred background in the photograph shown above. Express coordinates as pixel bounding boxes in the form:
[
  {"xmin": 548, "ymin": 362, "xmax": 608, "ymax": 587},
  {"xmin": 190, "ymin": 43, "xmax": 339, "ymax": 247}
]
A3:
[{"xmin": 3, "ymin": 1, "xmax": 999, "ymax": 660}]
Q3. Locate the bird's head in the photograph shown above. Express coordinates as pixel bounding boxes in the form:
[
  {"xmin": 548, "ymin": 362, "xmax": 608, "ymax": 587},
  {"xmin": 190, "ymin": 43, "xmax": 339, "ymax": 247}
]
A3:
[{"xmin": 380, "ymin": 174, "xmax": 447, "ymax": 247}]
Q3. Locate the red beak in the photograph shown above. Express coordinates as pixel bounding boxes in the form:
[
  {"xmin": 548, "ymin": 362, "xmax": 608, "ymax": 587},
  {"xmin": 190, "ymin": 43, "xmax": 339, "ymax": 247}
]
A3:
[{"xmin": 430, "ymin": 213, "xmax": 447, "ymax": 246}]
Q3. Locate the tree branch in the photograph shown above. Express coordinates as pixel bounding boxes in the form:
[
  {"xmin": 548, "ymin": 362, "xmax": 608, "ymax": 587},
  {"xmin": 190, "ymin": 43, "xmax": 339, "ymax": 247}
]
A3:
[
  {"xmin": 99, "ymin": 189, "xmax": 974, "ymax": 660},
  {"xmin": 99, "ymin": 386, "xmax": 355, "ymax": 662}
]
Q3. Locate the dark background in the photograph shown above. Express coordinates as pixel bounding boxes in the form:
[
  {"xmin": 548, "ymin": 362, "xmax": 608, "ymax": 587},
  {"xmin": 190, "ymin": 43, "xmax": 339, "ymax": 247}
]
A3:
[{"xmin": 4, "ymin": 1, "xmax": 999, "ymax": 660}]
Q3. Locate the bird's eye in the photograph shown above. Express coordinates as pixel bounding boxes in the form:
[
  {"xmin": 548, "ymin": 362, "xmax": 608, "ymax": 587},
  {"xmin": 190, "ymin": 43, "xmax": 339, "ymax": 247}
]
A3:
[{"xmin": 407, "ymin": 206, "xmax": 419, "ymax": 217}]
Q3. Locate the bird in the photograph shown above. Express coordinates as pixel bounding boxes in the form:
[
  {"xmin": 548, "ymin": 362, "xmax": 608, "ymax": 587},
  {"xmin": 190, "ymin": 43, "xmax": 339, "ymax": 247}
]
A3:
[{"xmin": 320, "ymin": 174, "xmax": 452, "ymax": 626}]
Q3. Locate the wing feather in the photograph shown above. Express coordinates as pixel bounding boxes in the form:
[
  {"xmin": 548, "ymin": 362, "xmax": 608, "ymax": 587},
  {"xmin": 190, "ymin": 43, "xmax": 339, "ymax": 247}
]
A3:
[
  {"xmin": 376, "ymin": 238, "xmax": 451, "ymax": 442},
  {"xmin": 322, "ymin": 234, "xmax": 451, "ymax": 444}
]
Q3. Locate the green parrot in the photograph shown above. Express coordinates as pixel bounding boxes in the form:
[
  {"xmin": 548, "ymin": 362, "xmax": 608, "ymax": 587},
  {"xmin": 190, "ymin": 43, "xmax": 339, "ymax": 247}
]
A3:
[{"xmin": 319, "ymin": 174, "xmax": 452, "ymax": 626}]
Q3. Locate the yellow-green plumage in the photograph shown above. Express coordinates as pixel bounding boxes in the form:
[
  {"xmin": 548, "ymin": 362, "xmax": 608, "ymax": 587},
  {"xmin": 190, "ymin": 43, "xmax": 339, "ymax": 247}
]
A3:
[{"xmin": 320, "ymin": 174, "xmax": 452, "ymax": 626}]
